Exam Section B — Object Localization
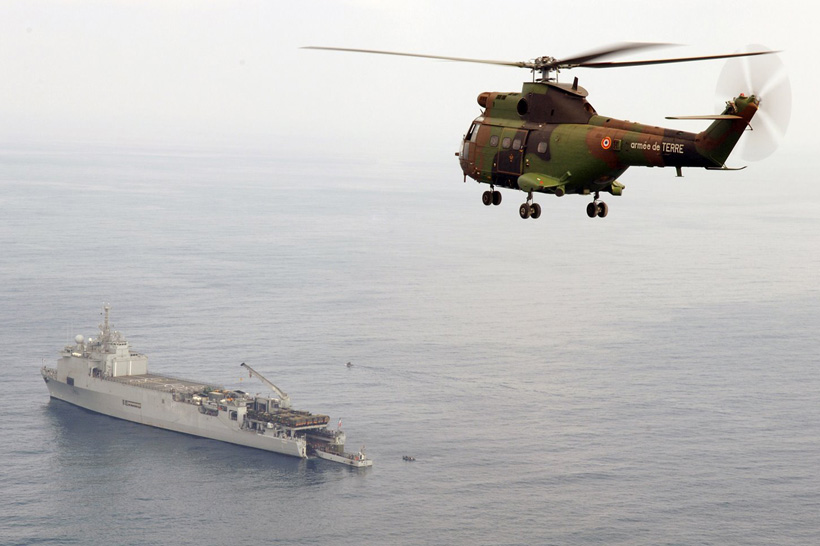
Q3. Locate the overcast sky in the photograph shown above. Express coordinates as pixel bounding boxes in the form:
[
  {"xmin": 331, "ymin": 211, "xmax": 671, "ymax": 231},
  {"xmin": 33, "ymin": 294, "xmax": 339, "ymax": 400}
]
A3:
[{"xmin": 1, "ymin": 0, "xmax": 812, "ymax": 162}]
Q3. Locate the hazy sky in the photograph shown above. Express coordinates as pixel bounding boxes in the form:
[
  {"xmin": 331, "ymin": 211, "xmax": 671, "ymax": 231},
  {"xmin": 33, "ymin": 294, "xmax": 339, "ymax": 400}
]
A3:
[{"xmin": 1, "ymin": 0, "xmax": 813, "ymax": 162}]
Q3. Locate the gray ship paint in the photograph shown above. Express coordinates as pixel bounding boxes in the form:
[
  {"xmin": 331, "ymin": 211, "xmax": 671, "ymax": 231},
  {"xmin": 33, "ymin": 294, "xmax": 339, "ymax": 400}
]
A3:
[{"xmin": 42, "ymin": 305, "xmax": 370, "ymax": 465}]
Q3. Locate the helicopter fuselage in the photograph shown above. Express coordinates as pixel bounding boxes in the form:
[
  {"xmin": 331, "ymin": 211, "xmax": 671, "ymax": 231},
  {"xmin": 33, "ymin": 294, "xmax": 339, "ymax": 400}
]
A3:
[{"xmin": 458, "ymin": 81, "xmax": 758, "ymax": 207}]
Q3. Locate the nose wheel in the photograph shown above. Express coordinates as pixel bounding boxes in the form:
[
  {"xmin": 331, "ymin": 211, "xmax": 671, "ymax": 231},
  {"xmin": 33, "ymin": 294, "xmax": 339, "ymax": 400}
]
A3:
[
  {"xmin": 586, "ymin": 192, "xmax": 608, "ymax": 218},
  {"xmin": 519, "ymin": 192, "xmax": 541, "ymax": 219},
  {"xmin": 482, "ymin": 187, "xmax": 503, "ymax": 206}
]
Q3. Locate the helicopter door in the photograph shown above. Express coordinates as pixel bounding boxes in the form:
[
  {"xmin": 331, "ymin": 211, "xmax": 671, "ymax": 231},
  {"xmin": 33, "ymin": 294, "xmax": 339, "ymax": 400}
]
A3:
[{"xmin": 497, "ymin": 128, "xmax": 527, "ymax": 176}]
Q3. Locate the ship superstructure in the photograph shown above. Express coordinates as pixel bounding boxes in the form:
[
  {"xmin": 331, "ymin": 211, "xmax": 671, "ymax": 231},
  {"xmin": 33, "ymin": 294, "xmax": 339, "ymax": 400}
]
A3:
[{"xmin": 41, "ymin": 305, "xmax": 372, "ymax": 466}]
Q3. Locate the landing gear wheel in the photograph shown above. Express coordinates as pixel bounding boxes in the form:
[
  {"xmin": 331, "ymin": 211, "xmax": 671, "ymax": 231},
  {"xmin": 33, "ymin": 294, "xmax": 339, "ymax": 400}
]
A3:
[
  {"xmin": 482, "ymin": 191, "xmax": 493, "ymax": 206},
  {"xmin": 597, "ymin": 201, "xmax": 608, "ymax": 218},
  {"xmin": 586, "ymin": 202, "xmax": 598, "ymax": 218},
  {"xmin": 530, "ymin": 203, "xmax": 541, "ymax": 219},
  {"xmin": 519, "ymin": 203, "xmax": 531, "ymax": 219},
  {"xmin": 492, "ymin": 191, "xmax": 502, "ymax": 206}
]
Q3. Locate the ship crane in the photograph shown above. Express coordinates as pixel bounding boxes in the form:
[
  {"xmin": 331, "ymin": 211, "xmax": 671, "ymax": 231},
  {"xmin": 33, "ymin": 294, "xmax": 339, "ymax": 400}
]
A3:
[{"xmin": 240, "ymin": 362, "xmax": 292, "ymax": 409}]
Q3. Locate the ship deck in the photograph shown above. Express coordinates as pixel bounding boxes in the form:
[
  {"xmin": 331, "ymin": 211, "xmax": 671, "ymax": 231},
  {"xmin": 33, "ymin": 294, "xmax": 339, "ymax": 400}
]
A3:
[{"xmin": 106, "ymin": 373, "xmax": 219, "ymax": 394}]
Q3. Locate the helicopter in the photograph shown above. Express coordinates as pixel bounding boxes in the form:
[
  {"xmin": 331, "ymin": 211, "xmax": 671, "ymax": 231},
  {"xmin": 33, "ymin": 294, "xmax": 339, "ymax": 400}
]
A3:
[{"xmin": 304, "ymin": 44, "xmax": 790, "ymax": 219}]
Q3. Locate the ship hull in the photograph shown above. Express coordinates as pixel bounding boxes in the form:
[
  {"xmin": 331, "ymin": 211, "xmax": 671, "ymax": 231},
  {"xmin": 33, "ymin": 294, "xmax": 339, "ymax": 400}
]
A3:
[{"xmin": 43, "ymin": 374, "xmax": 306, "ymax": 458}]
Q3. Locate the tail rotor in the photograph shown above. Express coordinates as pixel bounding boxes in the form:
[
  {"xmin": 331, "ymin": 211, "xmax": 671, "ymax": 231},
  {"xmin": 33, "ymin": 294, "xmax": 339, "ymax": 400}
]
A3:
[{"xmin": 715, "ymin": 44, "xmax": 791, "ymax": 161}]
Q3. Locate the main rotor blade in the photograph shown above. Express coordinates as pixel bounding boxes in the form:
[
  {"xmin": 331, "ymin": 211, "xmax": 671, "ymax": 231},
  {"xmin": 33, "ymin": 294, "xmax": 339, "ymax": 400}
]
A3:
[
  {"xmin": 304, "ymin": 45, "xmax": 782, "ymax": 77},
  {"xmin": 553, "ymin": 42, "xmax": 673, "ymax": 68},
  {"xmin": 301, "ymin": 46, "xmax": 528, "ymax": 68},
  {"xmin": 575, "ymin": 50, "xmax": 779, "ymax": 69}
]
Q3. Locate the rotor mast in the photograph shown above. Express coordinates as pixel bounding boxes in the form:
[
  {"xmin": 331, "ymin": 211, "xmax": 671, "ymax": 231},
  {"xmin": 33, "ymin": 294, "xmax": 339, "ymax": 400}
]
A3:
[
  {"xmin": 241, "ymin": 362, "xmax": 292, "ymax": 409},
  {"xmin": 530, "ymin": 56, "xmax": 559, "ymax": 82}
]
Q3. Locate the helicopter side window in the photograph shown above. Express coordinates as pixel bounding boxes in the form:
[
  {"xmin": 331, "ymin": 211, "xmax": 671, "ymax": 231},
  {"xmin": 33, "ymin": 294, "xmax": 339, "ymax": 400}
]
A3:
[
  {"xmin": 537, "ymin": 142, "xmax": 548, "ymax": 154},
  {"xmin": 471, "ymin": 124, "xmax": 482, "ymax": 142},
  {"xmin": 489, "ymin": 135, "xmax": 499, "ymax": 147},
  {"xmin": 512, "ymin": 139, "xmax": 521, "ymax": 150},
  {"xmin": 501, "ymin": 137, "xmax": 511, "ymax": 149}
]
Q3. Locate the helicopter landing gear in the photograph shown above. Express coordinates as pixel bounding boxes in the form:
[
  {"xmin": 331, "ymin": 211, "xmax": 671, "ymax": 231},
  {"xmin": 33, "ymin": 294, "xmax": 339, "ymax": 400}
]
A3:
[
  {"xmin": 482, "ymin": 187, "xmax": 502, "ymax": 207},
  {"xmin": 519, "ymin": 192, "xmax": 541, "ymax": 219},
  {"xmin": 586, "ymin": 192, "xmax": 608, "ymax": 218}
]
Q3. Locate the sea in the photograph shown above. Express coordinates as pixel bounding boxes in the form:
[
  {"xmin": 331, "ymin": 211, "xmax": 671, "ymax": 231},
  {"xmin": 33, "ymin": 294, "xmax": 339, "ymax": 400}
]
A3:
[{"xmin": 1, "ymin": 143, "xmax": 818, "ymax": 545}]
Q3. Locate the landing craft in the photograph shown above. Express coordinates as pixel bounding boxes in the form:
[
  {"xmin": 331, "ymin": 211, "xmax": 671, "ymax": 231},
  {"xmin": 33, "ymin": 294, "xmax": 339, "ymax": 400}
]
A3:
[{"xmin": 304, "ymin": 44, "xmax": 790, "ymax": 219}]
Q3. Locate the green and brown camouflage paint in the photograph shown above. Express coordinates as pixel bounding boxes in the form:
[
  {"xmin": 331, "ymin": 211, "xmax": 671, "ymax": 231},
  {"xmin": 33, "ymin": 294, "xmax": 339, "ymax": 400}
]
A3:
[{"xmin": 459, "ymin": 81, "xmax": 757, "ymax": 198}]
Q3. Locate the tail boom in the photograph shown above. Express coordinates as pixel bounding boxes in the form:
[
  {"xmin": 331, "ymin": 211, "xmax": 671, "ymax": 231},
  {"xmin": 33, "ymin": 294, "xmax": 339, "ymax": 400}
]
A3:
[{"xmin": 586, "ymin": 94, "xmax": 758, "ymax": 170}]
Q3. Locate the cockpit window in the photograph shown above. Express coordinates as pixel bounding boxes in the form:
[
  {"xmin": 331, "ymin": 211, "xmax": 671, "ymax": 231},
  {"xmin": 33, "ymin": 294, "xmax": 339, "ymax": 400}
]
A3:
[{"xmin": 466, "ymin": 123, "xmax": 479, "ymax": 141}]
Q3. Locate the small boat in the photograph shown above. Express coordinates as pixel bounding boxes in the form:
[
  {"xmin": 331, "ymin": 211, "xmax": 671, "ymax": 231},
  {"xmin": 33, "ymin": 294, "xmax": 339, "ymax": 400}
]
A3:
[
  {"xmin": 315, "ymin": 445, "xmax": 373, "ymax": 468},
  {"xmin": 402, "ymin": 455, "xmax": 416, "ymax": 462},
  {"xmin": 346, "ymin": 361, "xmax": 353, "ymax": 368}
]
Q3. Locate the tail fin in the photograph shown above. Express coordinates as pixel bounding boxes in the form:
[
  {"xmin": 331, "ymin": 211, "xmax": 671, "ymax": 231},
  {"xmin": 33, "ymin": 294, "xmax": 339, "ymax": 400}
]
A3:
[{"xmin": 697, "ymin": 95, "xmax": 759, "ymax": 166}]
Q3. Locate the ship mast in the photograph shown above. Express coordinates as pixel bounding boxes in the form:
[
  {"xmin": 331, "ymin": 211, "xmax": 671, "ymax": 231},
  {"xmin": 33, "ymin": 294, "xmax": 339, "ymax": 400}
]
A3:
[{"xmin": 100, "ymin": 303, "xmax": 112, "ymax": 351}]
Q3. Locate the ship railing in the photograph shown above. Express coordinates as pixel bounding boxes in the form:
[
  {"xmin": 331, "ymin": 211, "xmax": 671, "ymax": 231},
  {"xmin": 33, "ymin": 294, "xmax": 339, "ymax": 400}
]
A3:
[
  {"xmin": 41, "ymin": 366, "xmax": 58, "ymax": 379},
  {"xmin": 99, "ymin": 376, "xmax": 168, "ymax": 393},
  {"xmin": 100, "ymin": 373, "xmax": 220, "ymax": 395}
]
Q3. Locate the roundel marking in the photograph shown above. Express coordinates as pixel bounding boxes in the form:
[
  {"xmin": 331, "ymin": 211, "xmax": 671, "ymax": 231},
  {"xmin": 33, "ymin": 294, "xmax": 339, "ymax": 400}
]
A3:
[{"xmin": 601, "ymin": 136, "xmax": 612, "ymax": 150}]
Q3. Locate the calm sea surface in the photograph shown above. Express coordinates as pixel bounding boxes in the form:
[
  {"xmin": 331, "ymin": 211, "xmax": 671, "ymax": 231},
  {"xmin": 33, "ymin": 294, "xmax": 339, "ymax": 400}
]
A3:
[{"xmin": 1, "ymin": 144, "xmax": 818, "ymax": 545}]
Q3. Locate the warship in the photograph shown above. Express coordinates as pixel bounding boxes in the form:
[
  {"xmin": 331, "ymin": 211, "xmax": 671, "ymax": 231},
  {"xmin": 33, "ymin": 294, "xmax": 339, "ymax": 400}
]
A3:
[{"xmin": 41, "ymin": 306, "xmax": 373, "ymax": 467}]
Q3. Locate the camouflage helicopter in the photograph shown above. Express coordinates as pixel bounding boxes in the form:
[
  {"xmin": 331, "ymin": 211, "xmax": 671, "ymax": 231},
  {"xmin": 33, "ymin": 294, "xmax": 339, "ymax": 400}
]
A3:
[{"xmin": 305, "ymin": 44, "xmax": 790, "ymax": 219}]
